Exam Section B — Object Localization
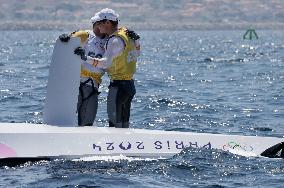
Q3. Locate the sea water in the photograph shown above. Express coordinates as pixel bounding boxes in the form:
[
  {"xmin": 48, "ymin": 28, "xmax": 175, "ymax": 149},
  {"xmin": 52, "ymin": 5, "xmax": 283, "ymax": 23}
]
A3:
[{"xmin": 0, "ymin": 30, "xmax": 283, "ymax": 187}]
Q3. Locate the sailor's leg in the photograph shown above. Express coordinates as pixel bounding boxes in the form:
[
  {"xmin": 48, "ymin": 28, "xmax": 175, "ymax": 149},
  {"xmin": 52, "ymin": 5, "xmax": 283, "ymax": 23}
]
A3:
[
  {"xmin": 107, "ymin": 85, "xmax": 120, "ymax": 127},
  {"xmin": 77, "ymin": 87, "xmax": 83, "ymax": 125},
  {"xmin": 121, "ymin": 94, "xmax": 134, "ymax": 128},
  {"xmin": 115, "ymin": 86, "xmax": 130, "ymax": 128},
  {"xmin": 121, "ymin": 80, "xmax": 136, "ymax": 128},
  {"xmin": 77, "ymin": 84, "xmax": 98, "ymax": 126}
]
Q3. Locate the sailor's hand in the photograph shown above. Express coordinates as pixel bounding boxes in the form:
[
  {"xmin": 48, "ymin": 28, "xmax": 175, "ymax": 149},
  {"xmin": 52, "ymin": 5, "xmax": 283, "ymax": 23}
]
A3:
[
  {"xmin": 91, "ymin": 59, "xmax": 99, "ymax": 67},
  {"xmin": 87, "ymin": 52, "xmax": 102, "ymax": 59},
  {"xmin": 74, "ymin": 47, "xmax": 85, "ymax": 56},
  {"xmin": 59, "ymin": 33, "xmax": 71, "ymax": 42},
  {"xmin": 95, "ymin": 54, "xmax": 103, "ymax": 58},
  {"xmin": 126, "ymin": 29, "xmax": 140, "ymax": 40},
  {"xmin": 74, "ymin": 47, "xmax": 87, "ymax": 61}
]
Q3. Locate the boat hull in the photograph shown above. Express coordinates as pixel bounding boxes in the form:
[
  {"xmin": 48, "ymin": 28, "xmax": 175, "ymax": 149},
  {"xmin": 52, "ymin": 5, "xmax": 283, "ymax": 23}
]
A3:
[{"xmin": 0, "ymin": 123, "xmax": 283, "ymax": 159}]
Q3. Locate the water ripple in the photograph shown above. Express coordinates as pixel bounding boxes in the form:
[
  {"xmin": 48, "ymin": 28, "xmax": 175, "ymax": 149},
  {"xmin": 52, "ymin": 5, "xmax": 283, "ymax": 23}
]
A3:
[{"xmin": 1, "ymin": 30, "xmax": 284, "ymax": 187}]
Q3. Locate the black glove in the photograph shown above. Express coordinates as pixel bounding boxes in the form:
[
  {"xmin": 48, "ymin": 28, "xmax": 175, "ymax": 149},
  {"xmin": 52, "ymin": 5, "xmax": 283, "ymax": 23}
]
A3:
[
  {"xmin": 70, "ymin": 30, "xmax": 79, "ymax": 35},
  {"xmin": 95, "ymin": 54, "xmax": 103, "ymax": 58},
  {"xmin": 88, "ymin": 52, "xmax": 103, "ymax": 59},
  {"xmin": 88, "ymin": 51, "xmax": 96, "ymax": 58},
  {"xmin": 59, "ymin": 33, "xmax": 71, "ymax": 42},
  {"xmin": 74, "ymin": 47, "xmax": 87, "ymax": 61},
  {"xmin": 126, "ymin": 29, "xmax": 140, "ymax": 40}
]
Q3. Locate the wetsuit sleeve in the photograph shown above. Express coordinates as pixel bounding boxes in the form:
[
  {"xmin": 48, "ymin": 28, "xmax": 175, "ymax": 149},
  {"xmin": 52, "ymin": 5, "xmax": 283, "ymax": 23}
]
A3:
[{"xmin": 96, "ymin": 36, "xmax": 125, "ymax": 70}]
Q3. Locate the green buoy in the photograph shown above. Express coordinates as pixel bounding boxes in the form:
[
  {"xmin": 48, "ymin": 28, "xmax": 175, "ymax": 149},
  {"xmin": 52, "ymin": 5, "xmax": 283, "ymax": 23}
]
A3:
[{"xmin": 243, "ymin": 29, "xmax": 259, "ymax": 40}]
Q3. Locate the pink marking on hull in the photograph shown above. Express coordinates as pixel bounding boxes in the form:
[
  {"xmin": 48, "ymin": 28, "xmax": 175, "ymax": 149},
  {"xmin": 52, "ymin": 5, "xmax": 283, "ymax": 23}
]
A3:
[{"xmin": 0, "ymin": 143, "xmax": 17, "ymax": 157}]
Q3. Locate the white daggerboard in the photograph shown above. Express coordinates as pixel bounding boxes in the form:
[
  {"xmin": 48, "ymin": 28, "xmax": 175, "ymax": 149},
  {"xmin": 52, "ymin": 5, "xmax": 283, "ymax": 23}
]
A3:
[{"xmin": 43, "ymin": 38, "xmax": 82, "ymax": 126}]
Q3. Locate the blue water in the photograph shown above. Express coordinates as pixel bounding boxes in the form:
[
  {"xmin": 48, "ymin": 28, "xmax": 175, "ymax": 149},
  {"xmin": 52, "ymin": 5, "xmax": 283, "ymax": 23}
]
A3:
[{"xmin": 0, "ymin": 30, "xmax": 284, "ymax": 187}]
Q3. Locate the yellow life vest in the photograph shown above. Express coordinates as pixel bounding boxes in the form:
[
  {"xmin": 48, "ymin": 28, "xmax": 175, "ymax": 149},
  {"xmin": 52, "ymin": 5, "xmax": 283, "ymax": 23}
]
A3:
[
  {"xmin": 80, "ymin": 68, "xmax": 103, "ymax": 84},
  {"xmin": 71, "ymin": 30, "xmax": 103, "ymax": 84},
  {"xmin": 71, "ymin": 30, "xmax": 89, "ymax": 44},
  {"xmin": 107, "ymin": 27, "xmax": 137, "ymax": 80}
]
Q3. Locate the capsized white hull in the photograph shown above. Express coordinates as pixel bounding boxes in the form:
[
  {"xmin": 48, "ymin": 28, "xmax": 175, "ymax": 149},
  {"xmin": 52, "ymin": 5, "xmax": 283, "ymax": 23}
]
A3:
[{"xmin": 0, "ymin": 123, "xmax": 283, "ymax": 160}]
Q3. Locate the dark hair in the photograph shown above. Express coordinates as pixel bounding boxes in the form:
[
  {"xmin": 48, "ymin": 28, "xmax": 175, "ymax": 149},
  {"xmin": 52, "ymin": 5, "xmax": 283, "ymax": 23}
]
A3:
[
  {"xmin": 109, "ymin": 20, "xmax": 118, "ymax": 27},
  {"xmin": 98, "ymin": 19, "xmax": 118, "ymax": 27}
]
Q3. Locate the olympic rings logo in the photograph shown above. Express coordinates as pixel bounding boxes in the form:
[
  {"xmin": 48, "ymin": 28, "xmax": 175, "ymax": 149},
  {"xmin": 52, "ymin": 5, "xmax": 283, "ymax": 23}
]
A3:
[{"xmin": 223, "ymin": 141, "xmax": 253, "ymax": 152}]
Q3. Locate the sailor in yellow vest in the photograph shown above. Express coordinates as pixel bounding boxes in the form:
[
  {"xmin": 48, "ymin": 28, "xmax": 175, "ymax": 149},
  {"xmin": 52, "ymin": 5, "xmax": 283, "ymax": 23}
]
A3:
[
  {"xmin": 91, "ymin": 8, "xmax": 141, "ymax": 128},
  {"xmin": 58, "ymin": 19, "xmax": 107, "ymax": 126}
]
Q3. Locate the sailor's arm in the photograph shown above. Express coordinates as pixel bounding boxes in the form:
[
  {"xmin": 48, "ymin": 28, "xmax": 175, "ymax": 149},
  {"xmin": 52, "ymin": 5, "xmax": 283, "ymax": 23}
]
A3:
[
  {"xmin": 81, "ymin": 61, "xmax": 105, "ymax": 76},
  {"xmin": 93, "ymin": 36, "xmax": 125, "ymax": 70},
  {"xmin": 95, "ymin": 28, "xmax": 141, "ymax": 68},
  {"xmin": 72, "ymin": 47, "xmax": 105, "ymax": 74},
  {"xmin": 58, "ymin": 30, "xmax": 90, "ymax": 62},
  {"xmin": 125, "ymin": 28, "xmax": 141, "ymax": 57},
  {"xmin": 58, "ymin": 30, "xmax": 88, "ymax": 43}
]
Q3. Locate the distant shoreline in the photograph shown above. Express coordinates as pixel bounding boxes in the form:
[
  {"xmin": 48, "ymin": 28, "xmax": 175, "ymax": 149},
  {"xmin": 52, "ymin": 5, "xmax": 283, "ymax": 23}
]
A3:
[{"xmin": 1, "ymin": 22, "xmax": 284, "ymax": 31}]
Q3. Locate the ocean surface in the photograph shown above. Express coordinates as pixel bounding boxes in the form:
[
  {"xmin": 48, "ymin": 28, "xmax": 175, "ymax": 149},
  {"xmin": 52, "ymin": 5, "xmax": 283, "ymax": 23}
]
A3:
[{"xmin": 0, "ymin": 30, "xmax": 284, "ymax": 187}]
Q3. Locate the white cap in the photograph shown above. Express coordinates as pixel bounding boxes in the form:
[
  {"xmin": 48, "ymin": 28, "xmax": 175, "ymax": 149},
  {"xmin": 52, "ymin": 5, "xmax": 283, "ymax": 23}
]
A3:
[{"xmin": 91, "ymin": 8, "xmax": 119, "ymax": 24}]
